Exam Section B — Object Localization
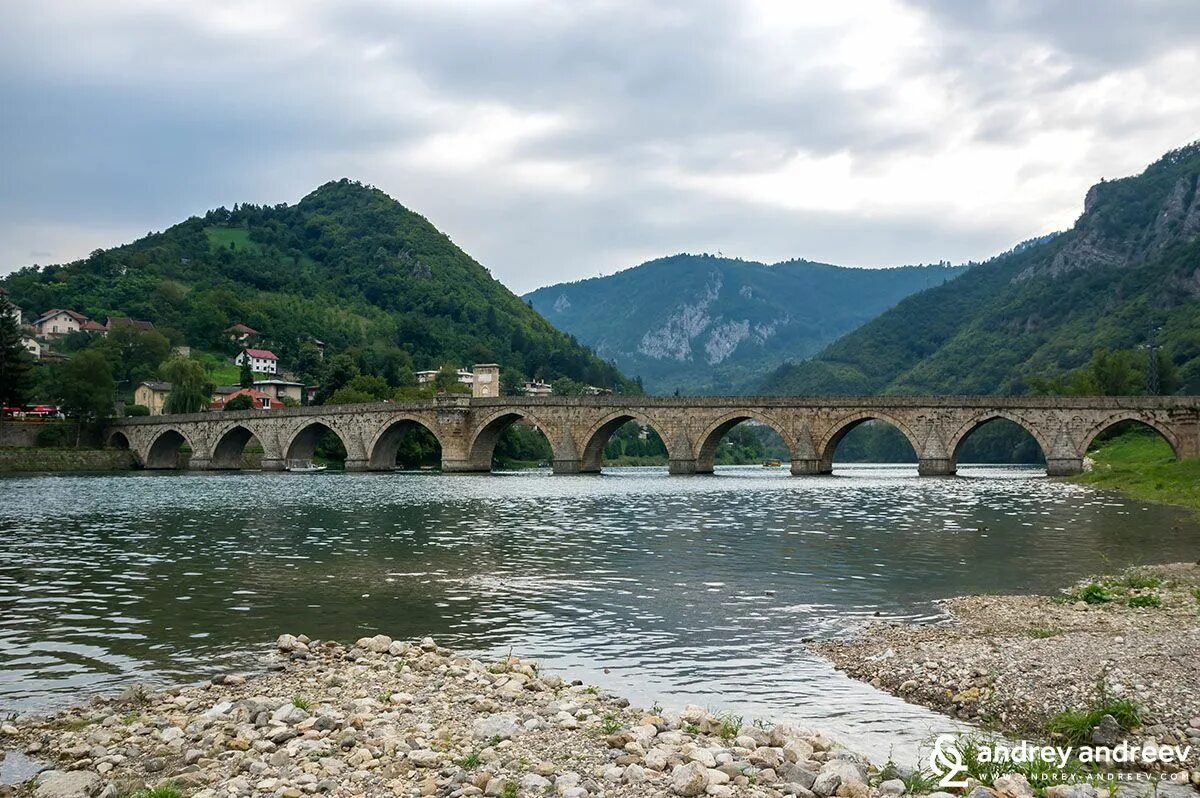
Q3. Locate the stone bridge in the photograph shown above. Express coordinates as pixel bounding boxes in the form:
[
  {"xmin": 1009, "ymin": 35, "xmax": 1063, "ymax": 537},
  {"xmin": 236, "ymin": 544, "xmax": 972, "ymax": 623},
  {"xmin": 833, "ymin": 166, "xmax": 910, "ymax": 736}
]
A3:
[{"xmin": 105, "ymin": 395, "xmax": 1200, "ymax": 477}]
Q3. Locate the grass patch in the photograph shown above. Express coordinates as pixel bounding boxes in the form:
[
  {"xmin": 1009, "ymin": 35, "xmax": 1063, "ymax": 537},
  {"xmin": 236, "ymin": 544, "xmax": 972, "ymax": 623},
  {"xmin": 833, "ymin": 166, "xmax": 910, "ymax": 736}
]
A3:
[
  {"xmin": 291, "ymin": 696, "xmax": 311, "ymax": 710},
  {"xmin": 877, "ymin": 760, "xmax": 940, "ymax": 795},
  {"xmin": 1075, "ymin": 431, "xmax": 1200, "ymax": 512},
  {"xmin": 1046, "ymin": 698, "xmax": 1140, "ymax": 746},
  {"xmin": 51, "ymin": 717, "xmax": 96, "ymax": 731},
  {"xmin": 715, "ymin": 712, "xmax": 743, "ymax": 741},
  {"xmin": 600, "ymin": 715, "xmax": 621, "ymax": 735},
  {"xmin": 1126, "ymin": 594, "xmax": 1161, "ymax": 608},
  {"xmin": 1026, "ymin": 627, "xmax": 1062, "ymax": 639},
  {"xmin": 134, "ymin": 786, "xmax": 183, "ymax": 798},
  {"xmin": 1071, "ymin": 583, "xmax": 1116, "ymax": 604},
  {"xmin": 500, "ymin": 782, "xmax": 519, "ymax": 798},
  {"xmin": 457, "ymin": 751, "xmax": 480, "ymax": 769}
]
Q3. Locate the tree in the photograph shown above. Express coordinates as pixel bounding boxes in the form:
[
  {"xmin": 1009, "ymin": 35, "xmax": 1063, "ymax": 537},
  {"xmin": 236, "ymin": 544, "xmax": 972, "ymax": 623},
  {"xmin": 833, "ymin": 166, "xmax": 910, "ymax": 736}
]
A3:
[
  {"xmin": 102, "ymin": 326, "xmax": 171, "ymax": 389},
  {"xmin": 0, "ymin": 304, "xmax": 32, "ymax": 408},
  {"xmin": 315, "ymin": 354, "xmax": 359, "ymax": 403},
  {"xmin": 56, "ymin": 350, "xmax": 116, "ymax": 434},
  {"xmin": 551, "ymin": 377, "xmax": 582, "ymax": 396},
  {"xmin": 239, "ymin": 356, "xmax": 254, "ymax": 388},
  {"xmin": 295, "ymin": 343, "xmax": 323, "ymax": 383},
  {"xmin": 224, "ymin": 393, "xmax": 255, "ymax": 411},
  {"xmin": 161, "ymin": 357, "xmax": 215, "ymax": 414},
  {"xmin": 434, "ymin": 363, "xmax": 467, "ymax": 393},
  {"xmin": 500, "ymin": 368, "xmax": 526, "ymax": 397}
]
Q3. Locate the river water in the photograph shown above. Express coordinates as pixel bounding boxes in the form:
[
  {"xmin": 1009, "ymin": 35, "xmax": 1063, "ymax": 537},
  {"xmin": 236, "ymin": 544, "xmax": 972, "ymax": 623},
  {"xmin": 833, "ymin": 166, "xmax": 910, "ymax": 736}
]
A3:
[{"xmin": 1, "ymin": 465, "xmax": 1197, "ymax": 762}]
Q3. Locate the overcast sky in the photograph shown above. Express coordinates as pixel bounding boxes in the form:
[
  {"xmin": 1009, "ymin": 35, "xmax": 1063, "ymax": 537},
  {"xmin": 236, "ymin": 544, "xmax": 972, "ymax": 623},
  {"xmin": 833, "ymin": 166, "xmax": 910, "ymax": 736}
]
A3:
[{"xmin": 3, "ymin": 1, "xmax": 1199, "ymax": 293}]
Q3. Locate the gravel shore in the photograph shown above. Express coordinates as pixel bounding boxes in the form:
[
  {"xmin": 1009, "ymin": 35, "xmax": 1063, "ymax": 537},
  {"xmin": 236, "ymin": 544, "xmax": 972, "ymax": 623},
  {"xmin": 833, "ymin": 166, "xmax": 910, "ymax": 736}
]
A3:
[
  {"xmin": 2, "ymin": 635, "xmax": 879, "ymax": 798},
  {"xmin": 814, "ymin": 563, "xmax": 1200, "ymax": 782}
]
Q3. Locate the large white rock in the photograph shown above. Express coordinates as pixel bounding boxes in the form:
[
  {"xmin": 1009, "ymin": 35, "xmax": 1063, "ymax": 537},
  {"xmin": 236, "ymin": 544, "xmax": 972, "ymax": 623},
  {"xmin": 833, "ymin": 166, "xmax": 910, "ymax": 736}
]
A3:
[
  {"xmin": 672, "ymin": 761, "xmax": 710, "ymax": 797},
  {"xmin": 35, "ymin": 771, "xmax": 101, "ymax": 798}
]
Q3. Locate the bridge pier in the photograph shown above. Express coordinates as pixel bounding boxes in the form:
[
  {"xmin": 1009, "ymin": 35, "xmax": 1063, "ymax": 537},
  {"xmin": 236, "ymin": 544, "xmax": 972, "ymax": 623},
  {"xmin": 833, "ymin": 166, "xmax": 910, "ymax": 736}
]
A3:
[
  {"xmin": 668, "ymin": 458, "xmax": 698, "ymax": 475},
  {"xmin": 186, "ymin": 456, "xmax": 212, "ymax": 471},
  {"xmin": 552, "ymin": 459, "xmax": 583, "ymax": 474},
  {"xmin": 917, "ymin": 458, "xmax": 956, "ymax": 476},
  {"xmin": 261, "ymin": 458, "xmax": 286, "ymax": 472},
  {"xmin": 1046, "ymin": 457, "xmax": 1084, "ymax": 476},
  {"xmin": 440, "ymin": 458, "xmax": 492, "ymax": 474},
  {"xmin": 344, "ymin": 458, "xmax": 369, "ymax": 472},
  {"xmin": 790, "ymin": 459, "xmax": 830, "ymax": 475}
]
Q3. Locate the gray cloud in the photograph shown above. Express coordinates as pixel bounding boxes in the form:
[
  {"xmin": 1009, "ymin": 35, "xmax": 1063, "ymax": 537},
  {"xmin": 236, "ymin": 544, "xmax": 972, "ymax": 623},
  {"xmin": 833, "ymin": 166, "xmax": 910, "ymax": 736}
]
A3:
[{"xmin": 1, "ymin": 1, "xmax": 1198, "ymax": 293}]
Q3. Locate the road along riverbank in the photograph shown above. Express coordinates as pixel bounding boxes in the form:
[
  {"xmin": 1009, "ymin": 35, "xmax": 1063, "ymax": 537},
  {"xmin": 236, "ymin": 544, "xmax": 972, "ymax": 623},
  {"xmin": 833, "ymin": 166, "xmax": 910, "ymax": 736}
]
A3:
[{"xmin": 814, "ymin": 563, "xmax": 1200, "ymax": 787}]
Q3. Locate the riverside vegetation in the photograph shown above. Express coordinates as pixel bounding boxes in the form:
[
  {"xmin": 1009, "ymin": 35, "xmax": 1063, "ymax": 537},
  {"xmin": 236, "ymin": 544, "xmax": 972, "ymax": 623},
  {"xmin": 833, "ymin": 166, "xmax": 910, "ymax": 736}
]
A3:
[{"xmin": 1076, "ymin": 432, "xmax": 1200, "ymax": 513}]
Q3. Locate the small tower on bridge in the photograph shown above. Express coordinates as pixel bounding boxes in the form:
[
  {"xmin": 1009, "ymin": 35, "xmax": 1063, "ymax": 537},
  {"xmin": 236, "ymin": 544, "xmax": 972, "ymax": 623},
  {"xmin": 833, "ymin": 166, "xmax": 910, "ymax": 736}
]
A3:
[{"xmin": 472, "ymin": 363, "xmax": 500, "ymax": 398}]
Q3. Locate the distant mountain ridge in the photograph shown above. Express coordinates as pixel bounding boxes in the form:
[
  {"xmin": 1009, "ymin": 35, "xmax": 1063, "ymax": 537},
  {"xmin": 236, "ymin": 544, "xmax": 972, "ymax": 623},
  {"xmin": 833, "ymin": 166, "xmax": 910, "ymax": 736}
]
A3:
[
  {"xmin": 762, "ymin": 141, "xmax": 1200, "ymax": 396},
  {"xmin": 525, "ymin": 254, "xmax": 966, "ymax": 394}
]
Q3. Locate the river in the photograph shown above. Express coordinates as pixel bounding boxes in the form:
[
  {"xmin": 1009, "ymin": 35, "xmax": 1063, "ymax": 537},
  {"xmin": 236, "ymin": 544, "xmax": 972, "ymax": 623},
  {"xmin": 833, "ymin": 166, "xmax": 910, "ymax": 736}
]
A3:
[{"xmin": 1, "ymin": 464, "xmax": 1197, "ymax": 763}]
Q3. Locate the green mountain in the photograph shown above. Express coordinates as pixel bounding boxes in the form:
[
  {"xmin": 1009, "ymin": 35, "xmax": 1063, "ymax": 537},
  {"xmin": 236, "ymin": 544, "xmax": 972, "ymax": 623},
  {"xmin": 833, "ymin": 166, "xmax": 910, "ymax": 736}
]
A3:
[
  {"xmin": 524, "ymin": 254, "xmax": 965, "ymax": 394},
  {"xmin": 763, "ymin": 142, "xmax": 1200, "ymax": 396},
  {"xmin": 2, "ymin": 179, "xmax": 632, "ymax": 391}
]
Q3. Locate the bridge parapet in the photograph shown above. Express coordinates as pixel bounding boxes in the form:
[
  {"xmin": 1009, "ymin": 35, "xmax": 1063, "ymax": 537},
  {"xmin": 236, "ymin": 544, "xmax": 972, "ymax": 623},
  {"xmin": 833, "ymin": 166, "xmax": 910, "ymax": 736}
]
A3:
[{"xmin": 105, "ymin": 395, "xmax": 1200, "ymax": 476}]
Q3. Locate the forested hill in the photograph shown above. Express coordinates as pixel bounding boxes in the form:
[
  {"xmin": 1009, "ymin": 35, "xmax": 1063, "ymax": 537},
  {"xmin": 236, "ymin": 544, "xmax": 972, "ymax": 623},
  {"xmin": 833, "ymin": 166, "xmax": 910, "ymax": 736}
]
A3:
[
  {"xmin": 763, "ymin": 142, "xmax": 1200, "ymax": 396},
  {"xmin": 2, "ymin": 179, "xmax": 632, "ymax": 391},
  {"xmin": 525, "ymin": 254, "xmax": 965, "ymax": 394}
]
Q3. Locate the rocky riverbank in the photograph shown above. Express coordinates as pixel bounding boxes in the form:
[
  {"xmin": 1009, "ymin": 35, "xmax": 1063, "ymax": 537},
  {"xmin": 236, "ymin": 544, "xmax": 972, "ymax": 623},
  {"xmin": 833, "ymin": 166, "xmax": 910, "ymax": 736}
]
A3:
[
  {"xmin": 3, "ymin": 634, "xmax": 882, "ymax": 798},
  {"xmin": 814, "ymin": 563, "xmax": 1200, "ymax": 784}
]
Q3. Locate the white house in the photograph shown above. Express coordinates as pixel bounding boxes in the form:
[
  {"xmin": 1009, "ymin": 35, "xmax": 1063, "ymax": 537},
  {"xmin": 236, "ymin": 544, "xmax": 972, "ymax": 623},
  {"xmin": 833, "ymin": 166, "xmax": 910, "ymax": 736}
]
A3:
[
  {"xmin": 522, "ymin": 380, "xmax": 553, "ymax": 396},
  {"xmin": 235, "ymin": 348, "xmax": 279, "ymax": 376},
  {"xmin": 21, "ymin": 335, "xmax": 41, "ymax": 360},
  {"xmin": 33, "ymin": 309, "xmax": 92, "ymax": 337}
]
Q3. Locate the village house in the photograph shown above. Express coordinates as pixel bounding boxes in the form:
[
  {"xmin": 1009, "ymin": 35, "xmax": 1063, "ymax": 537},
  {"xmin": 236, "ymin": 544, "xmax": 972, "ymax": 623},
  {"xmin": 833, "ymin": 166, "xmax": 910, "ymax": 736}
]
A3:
[
  {"xmin": 33, "ymin": 309, "xmax": 91, "ymax": 337},
  {"xmin": 225, "ymin": 323, "xmax": 259, "ymax": 343},
  {"xmin": 235, "ymin": 348, "xmax": 279, "ymax": 376},
  {"xmin": 0, "ymin": 289, "xmax": 22, "ymax": 323},
  {"xmin": 134, "ymin": 381, "xmax": 172, "ymax": 415},
  {"xmin": 210, "ymin": 387, "xmax": 281, "ymax": 411},
  {"xmin": 105, "ymin": 316, "xmax": 156, "ymax": 334},
  {"xmin": 253, "ymin": 379, "xmax": 305, "ymax": 404},
  {"xmin": 21, "ymin": 334, "xmax": 41, "ymax": 361}
]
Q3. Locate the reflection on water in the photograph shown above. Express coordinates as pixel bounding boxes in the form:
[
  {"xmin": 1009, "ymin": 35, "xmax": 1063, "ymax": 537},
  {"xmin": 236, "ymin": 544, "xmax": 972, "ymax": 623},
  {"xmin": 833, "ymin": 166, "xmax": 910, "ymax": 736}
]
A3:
[{"xmin": 1, "ymin": 464, "xmax": 1196, "ymax": 761}]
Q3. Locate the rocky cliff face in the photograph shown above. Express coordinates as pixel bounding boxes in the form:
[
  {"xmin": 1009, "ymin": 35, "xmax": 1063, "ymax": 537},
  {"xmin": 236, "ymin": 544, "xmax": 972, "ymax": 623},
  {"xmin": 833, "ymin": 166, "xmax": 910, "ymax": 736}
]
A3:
[{"xmin": 762, "ymin": 140, "xmax": 1200, "ymax": 396}]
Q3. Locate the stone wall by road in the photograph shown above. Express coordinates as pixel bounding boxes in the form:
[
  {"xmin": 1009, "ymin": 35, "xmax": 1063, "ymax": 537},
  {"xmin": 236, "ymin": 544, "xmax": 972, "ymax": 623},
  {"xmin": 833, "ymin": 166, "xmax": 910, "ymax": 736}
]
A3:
[{"xmin": 0, "ymin": 448, "xmax": 136, "ymax": 473}]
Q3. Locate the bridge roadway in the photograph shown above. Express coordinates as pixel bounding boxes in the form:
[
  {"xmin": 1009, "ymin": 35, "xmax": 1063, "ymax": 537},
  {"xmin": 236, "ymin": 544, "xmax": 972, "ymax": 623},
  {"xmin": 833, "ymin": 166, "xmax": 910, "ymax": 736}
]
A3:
[{"xmin": 106, "ymin": 394, "xmax": 1200, "ymax": 476}]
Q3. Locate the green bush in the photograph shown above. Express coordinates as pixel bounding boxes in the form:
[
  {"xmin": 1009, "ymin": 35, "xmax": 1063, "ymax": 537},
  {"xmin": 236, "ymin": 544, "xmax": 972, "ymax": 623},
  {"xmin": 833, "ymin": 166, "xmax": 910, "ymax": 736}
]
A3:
[
  {"xmin": 223, "ymin": 393, "xmax": 254, "ymax": 411},
  {"xmin": 1126, "ymin": 594, "xmax": 1161, "ymax": 608},
  {"xmin": 1075, "ymin": 583, "xmax": 1116, "ymax": 604},
  {"xmin": 124, "ymin": 404, "xmax": 150, "ymax": 417},
  {"xmin": 35, "ymin": 424, "xmax": 77, "ymax": 448}
]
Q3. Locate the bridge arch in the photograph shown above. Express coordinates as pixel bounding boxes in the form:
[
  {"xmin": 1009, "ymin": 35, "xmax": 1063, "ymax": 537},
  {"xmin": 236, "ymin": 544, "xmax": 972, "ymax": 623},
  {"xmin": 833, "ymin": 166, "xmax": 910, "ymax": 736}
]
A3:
[
  {"xmin": 694, "ymin": 410, "xmax": 792, "ymax": 473},
  {"xmin": 283, "ymin": 420, "xmax": 352, "ymax": 467},
  {"xmin": 106, "ymin": 430, "xmax": 131, "ymax": 450},
  {"xmin": 579, "ymin": 410, "xmax": 677, "ymax": 473},
  {"xmin": 210, "ymin": 423, "xmax": 262, "ymax": 470},
  {"xmin": 947, "ymin": 411, "xmax": 1052, "ymax": 471},
  {"xmin": 465, "ymin": 408, "xmax": 556, "ymax": 472},
  {"xmin": 145, "ymin": 427, "xmax": 192, "ymax": 470},
  {"xmin": 816, "ymin": 412, "xmax": 922, "ymax": 471},
  {"xmin": 368, "ymin": 415, "xmax": 444, "ymax": 470},
  {"xmin": 1078, "ymin": 413, "xmax": 1181, "ymax": 459}
]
